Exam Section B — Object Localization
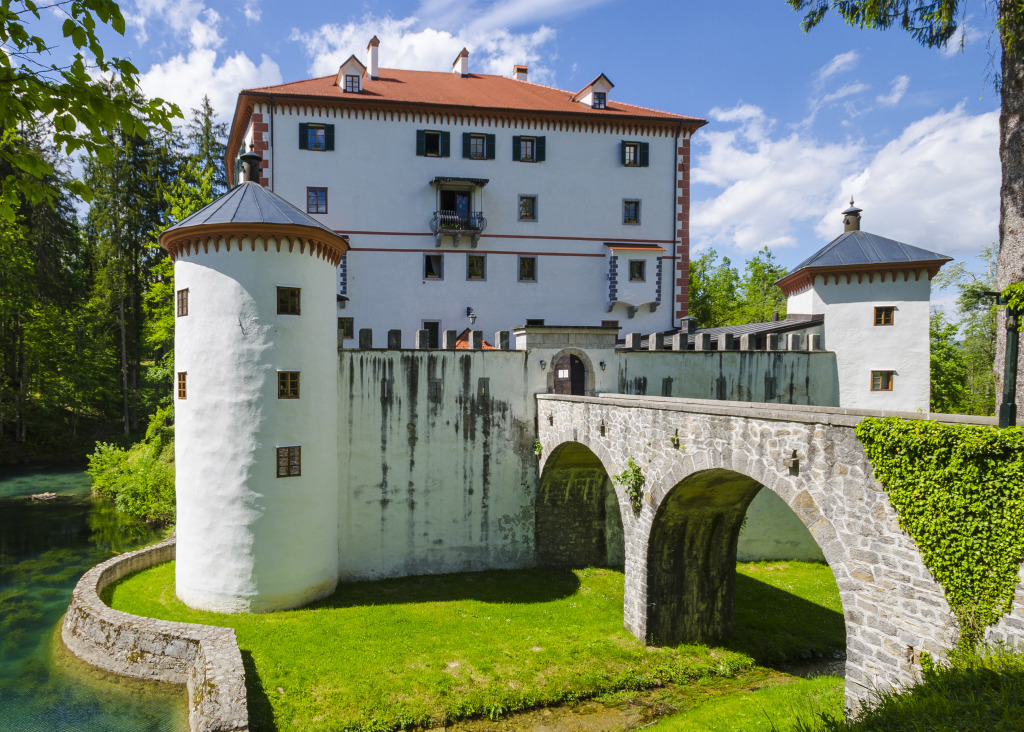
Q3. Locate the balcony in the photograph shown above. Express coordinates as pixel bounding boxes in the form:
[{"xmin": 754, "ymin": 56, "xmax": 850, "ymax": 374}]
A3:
[{"xmin": 430, "ymin": 210, "xmax": 487, "ymax": 248}]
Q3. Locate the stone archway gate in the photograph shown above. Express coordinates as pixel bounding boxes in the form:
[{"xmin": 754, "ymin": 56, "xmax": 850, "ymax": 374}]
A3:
[{"xmin": 536, "ymin": 393, "xmax": 1024, "ymax": 711}]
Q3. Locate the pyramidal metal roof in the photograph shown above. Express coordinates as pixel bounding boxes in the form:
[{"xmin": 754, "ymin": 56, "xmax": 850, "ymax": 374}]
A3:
[
  {"xmin": 164, "ymin": 181, "xmax": 339, "ymax": 237},
  {"xmin": 789, "ymin": 230, "xmax": 951, "ymax": 273}
]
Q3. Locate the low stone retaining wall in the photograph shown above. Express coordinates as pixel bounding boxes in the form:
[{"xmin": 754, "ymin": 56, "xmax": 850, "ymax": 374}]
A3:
[{"xmin": 61, "ymin": 538, "xmax": 249, "ymax": 732}]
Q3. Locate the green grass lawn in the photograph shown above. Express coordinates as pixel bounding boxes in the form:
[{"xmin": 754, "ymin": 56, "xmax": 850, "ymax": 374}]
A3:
[{"xmin": 107, "ymin": 561, "xmax": 844, "ymax": 732}]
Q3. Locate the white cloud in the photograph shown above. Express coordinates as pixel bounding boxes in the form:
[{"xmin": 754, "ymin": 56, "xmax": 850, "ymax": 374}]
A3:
[
  {"xmin": 942, "ymin": 17, "xmax": 988, "ymax": 57},
  {"xmin": 819, "ymin": 105, "xmax": 999, "ymax": 258},
  {"xmin": 291, "ymin": 15, "xmax": 558, "ymax": 83},
  {"xmin": 127, "ymin": 0, "xmax": 207, "ymax": 44},
  {"xmin": 463, "ymin": 0, "xmax": 611, "ymax": 33},
  {"xmin": 189, "ymin": 9, "xmax": 224, "ymax": 50},
  {"xmin": 821, "ymin": 82, "xmax": 869, "ymax": 105},
  {"xmin": 815, "ymin": 50, "xmax": 859, "ymax": 84},
  {"xmin": 139, "ymin": 49, "xmax": 282, "ymax": 122},
  {"xmin": 692, "ymin": 104, "xmax": 865, "ymax": 254},
  {"xmin": 242, "ymin": 0, "xmax": 261, "ymax": 23},
  {"xmin": 876, "ymin": 75, "xmax": 909, "ymax": 106}
]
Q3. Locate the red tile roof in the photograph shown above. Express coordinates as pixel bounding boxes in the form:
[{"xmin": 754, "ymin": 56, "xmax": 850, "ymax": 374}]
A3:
[
  {"xmin": 455, "ymin": 328, "xmax": 495, "ymax": 350},
  {"xmin": 242, "ymin": 68, "xmax": 703, "ymax": 124}
]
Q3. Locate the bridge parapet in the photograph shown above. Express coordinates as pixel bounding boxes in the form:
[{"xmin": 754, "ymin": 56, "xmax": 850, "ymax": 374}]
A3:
[{"xmin": 535, "ymin": 394, "xmax": 1015, "ymax": 714}]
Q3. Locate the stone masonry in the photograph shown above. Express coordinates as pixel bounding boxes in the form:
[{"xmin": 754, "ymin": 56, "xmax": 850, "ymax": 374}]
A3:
[
  {"xmin": 536, "ymin": 394, "xmax": 1023, "ymax": 713},
  {"xmin": 61, "ymin": 538, "xmax": 249, "ymax": 732}
]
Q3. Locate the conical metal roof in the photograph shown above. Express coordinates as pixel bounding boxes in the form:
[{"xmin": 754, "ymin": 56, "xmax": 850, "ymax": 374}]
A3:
[{"xmin": 788, "ymin": 230, "xmax": 951, "ymax": 273}]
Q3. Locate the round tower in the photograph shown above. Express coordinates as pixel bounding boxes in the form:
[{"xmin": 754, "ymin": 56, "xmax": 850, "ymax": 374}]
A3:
[{"xmin": 160, "ymin": 151, "xmax": 349, "ymax": 613}]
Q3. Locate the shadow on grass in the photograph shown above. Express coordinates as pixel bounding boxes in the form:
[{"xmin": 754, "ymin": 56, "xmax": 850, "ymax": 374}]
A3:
[
  {"xmin": 241, "ymin": 650, "xmax": 279, "ymax": 732},
  {"xmin": 305, "ymin": 567, "xmax": 584, "ymax": 609},
  {"xmin": 728, "ymin": 573, "xmax": 846, "ymax": 666}
]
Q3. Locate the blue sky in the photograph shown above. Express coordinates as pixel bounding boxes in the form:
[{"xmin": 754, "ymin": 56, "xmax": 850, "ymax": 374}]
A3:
[{"xmin": 29, "ymin": 0, "xmax": 1003, "ymax": 289}]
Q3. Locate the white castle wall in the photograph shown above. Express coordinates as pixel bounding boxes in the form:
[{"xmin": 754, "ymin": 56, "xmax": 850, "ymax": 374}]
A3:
[
  {"xmin": 174, "ymin": 241, "xmax": 339, "ymax": 612},
  {"xmin": 787, "ymin": 271, "xmax": 932, "ymax": 411},
  {"xmin": 255, "ymin": 105, "xmax": 682, "ymax": 340}
]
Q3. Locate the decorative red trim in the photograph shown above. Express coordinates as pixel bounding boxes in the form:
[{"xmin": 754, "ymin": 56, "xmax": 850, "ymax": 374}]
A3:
[
  {"xmin": 775, "ymin": 260, "xmax": 949, "ymax": 296},
  {"xmin": 160, "ymin": 223, "xmax": 350, "ymax": 267}
]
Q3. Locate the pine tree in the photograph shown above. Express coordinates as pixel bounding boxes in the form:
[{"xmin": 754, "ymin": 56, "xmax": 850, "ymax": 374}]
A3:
[{"xmin": 186, "ymin": 96, "xmax": 229, "ymax": 195}]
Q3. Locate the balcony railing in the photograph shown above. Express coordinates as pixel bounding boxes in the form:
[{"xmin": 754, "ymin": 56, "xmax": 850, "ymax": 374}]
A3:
[{"xmin": 429, "ymin": 210, "xmax": 487, "ymax": 247}]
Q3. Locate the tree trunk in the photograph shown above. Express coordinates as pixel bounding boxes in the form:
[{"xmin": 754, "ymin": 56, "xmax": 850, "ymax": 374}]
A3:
[
  {"xmin": 119, "ymin": 298, "xmax": 130, "ymax": 435},
  {"xmin": 996, "ymin": 3, "xmax": 1024, "ymax": 416}
]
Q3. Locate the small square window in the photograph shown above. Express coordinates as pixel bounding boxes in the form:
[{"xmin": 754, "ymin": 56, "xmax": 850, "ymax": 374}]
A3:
[
  {"xmin": 593, "ymin": 92, "xmax": 606, "ymax": 109},
  {"xmin": 623, "ymin": 200, "xmax": 640, "ymax": 224},
  {"xmin": 424, "ymin": 254, "xmax": 444, "ymax": 280},
  {"xmin": 338, "ymin": 317, "xmax": 354, "ymax": 338},
  {"xmin": 467, "ymin": 254, "xmax": 486, "ymax": 280},
  {"xmin": 629, "ymin": 260, "xmax": 646, "ymax": 282},
  {"xmin": 278, "ymin": 371, "xmax": 300, "ymax": 399},
  {"xmin": 307, "ymin": 187, "xmax": 327, "ymax": 214},
  {"xmin": 176, "ymin": 288, "xmax": 188, "ymax": 317},
  {"xmin": 344, "ymin": 74, "xmax": 360, "ymax": 93},
  {"xmin": 469, "ymin": 134, "xmax": 485, "ymax": 159},
  {"xmin": 871, "ymin": 370, "xmax": 894, "ymax": 391},
  {"xmin": 276, "ymin": 446, "xmax": 301, "ymax": 478},
  {"xmin": 518, "ymin": 256, "xmax": 537, "ymax": 282},
  {"xmin": 177, "ymin": 372, "xmax": 187, "ymax": 400},
  {"xmin": 424, "ymin": 131, "xmax": 441, "ymax": 157},
  {"xmin": 623, "ymin": 142, "xmax": 638, "ymax": 166},
  {"xmin": 307, "ymin": 125, "xmax": 326, "ymax": 151},
  {"xmin": 874, "ymin": 306, "xmax": 895, "ymax": 326},
  {"xmin": 601, "ymin": 320, "xmax": 619, "ymax": 330},
  {"xmin": 519, "ymin": 195, "xmax": 537, "ymax": 222},
  {"xmin": 277, "ymin": 286, "xmax": 301, "ymax": 315},
  {"xmin": 520, "ymin": 137, "xmax": 535, "ymax": 162},
  {"xmin": 525, "ymin": 318, "xmax": 545, "ymax": 326}
]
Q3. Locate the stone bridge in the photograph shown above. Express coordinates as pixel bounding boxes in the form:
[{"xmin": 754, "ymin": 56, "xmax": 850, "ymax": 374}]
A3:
[{"xmin": 535, "ymin": 394, "xmax": 1024, "ymax": 711}]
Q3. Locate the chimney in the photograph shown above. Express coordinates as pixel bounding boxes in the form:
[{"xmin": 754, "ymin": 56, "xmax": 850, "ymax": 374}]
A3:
[
  {"xmin": 513, "ymin": 64, "xmax": 528, "ymax": 81},
  {"xmin": 453, "ymin": 47, "xmax": 469, "ymax": 76},
  {"xmin": 239, "ymin": 144, "xmax": 262, "ymax": 184},
  {"xmin": 367, "ymin": 36, "xmax": 380, "ymax": 79},
  {"xmin": 842, "ymin": 198, "xmax": 863, "ymax": 232}
]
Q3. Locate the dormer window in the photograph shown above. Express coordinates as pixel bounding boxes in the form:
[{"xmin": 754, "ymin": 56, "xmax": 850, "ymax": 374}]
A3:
[
  {"xmin": 593, "ymin": 92, "xmax": 606, "ymax": 109},
  {"xmin": 344, "ymin": 74, "xmax": 360, "ymax": 93}
]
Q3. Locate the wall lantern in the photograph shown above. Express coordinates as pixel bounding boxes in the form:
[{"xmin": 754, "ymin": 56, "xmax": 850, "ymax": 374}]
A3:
[
  {"xmin": 599, "ymin": 361, "xmax": 606, "ymax": 371},
  {"xmin": 466, "ymin": 306, "xmax": 477, "ymax": 324},
  {"xmin": 539, "ymin": 360, "xmax": 547, "ymax": 370}
]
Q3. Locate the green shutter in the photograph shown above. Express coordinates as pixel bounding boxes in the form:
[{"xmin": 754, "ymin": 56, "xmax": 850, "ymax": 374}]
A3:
[
  {"xmin": 485, "ymin": 134, "xmax": 495, "ymax": 159},
  {"xmin": 416, "ymin": 130, "xmax": 426, "ymax": 156},
  {"xmin": 639, "ymin": 141, "xmax": 649, "ymax": 167},
  {"xmin": 462, "ymin": 132, "xmax": 472, "ymax": 158},
  {"xmin": 535, "ymin": 136, "xmax": 546, "ymax": 162},
  {"xmin": 440, "ymin": 131, "xmax": 451, "ymax": 157},
  {"xmin": 512, "ymin": 136, "xmax": 521, "ymax": 161},
  {"xmin": 299, "ymin": 123, "xmax": 309, "ymax": 150},
  {"xmin": 620, "ymin": 140, "xmax": 627, "ymax": 165},
  {"xmin": 325, "ymin": 125, "xmax": 335, "ymax": 151}
]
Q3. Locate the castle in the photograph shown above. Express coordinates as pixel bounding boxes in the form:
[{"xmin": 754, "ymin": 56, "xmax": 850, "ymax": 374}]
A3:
[{"xmin": 160, "ymin": 50, "xmax": 950, "ymax": 613}]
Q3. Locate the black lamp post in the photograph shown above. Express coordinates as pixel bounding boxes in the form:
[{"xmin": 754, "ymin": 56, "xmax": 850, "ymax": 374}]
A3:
[{"xmin": 987, "ymin": 291, "xmax": 1021, "ymax": 428}]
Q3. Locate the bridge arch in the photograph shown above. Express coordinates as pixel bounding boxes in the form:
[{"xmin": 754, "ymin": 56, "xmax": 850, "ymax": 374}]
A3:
[{"xmin": 535, "ymin": 441, "xmax": 625, "ymax": 568}]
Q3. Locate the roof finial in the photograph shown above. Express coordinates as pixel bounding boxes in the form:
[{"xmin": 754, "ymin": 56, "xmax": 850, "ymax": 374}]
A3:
[
  {"xmin": 239, "ymin": 146, "xmax": 262, "ymax": 184},
  {"xmin": 842, "ymin": 197, "xmax": 863, "ymax": 233}
]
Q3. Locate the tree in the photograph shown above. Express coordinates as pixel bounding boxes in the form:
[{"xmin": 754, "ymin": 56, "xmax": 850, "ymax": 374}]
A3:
[
  {"xmin": 736, "ymin": 246, "xmax": 788, "ymax": 324},
  {"xmin": 930, "ymin": 309, "xmax": 969, "ymax": 412},
  {"xmin": 0, "ymin": 0, "xmax": 178, "ymax": 221},
  {"xmin": 689, "ymin": 247, "xmax": 788, "ymax": 327},
  {"xmin": 186, "ymin": 96, "xmax": 228, "ymax": 195},
  {"xmin": 787, "ymin": 0, "xmax": 1024, "ymax": 415}
]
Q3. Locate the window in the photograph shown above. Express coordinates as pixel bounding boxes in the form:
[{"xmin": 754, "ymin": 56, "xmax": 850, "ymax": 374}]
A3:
[
  {"xmin": 462, "ymin": 132, "xmax": 495, "ymax": 160},
  {"xmin": 176, "ymin": 288, "xmax": 188, "ymax": 317},
  {"xmin": 525, "ymin": 318, "xmax": 545, "ymax": 326},
  {"xmin": 874, "ymin": 306, "xmax": 895, "ymax": 326},
  {"xmin": 601, "ymin": 320, "xmax": 619, "ymax": 330},
  {"xmin": 177, "ymin": 372, "xmax": 187, "ymax": 399},
  {"xmin": 871, "ymin": 370, "xmax": 894, "ymax": 391},
  {"xmin": 621, "ymin": 140, "xmax": 649, "ymax": 167},
  {"xmin": 306, "ymin": 187, "xmax": 327, "ymax": 214},
  {"xmin": 344, "ymin": 74, "xmax": 360, "ymax": 93},
  {"xmin": 276, "ymin": 446, "xmax": 301, "ymax": 478},
  {"xmin": 467, "ymin": 254, "xmax": 486, "ymax": 280},
  {"xmin": 623, "ymin": 199, "xmax": 640, "ymax": 224},
  {"xmin": 278, "ymin": 371, "xmax": 300, "ymax": 399},
  {"xmin": 298, "ymin": 123, "xmax": 334, "ymax": 151},
  {"xmin": 629, "ymin": 260, "xmax": 646, "ymax": 282},
  {"xmin": 424, "ymin": 254, "xmax": 443, "ymax": 280},
  {"xmin": 416, "ymin": 130, "xmax": 450, "ymax": 157},
  {"xmin": 338, "ymin": 317, "xmax": 354, "ymax": 338},
  {"xmin": 593, "ymin": 91, "xmax": 607, "ymax": 109},
  {"xmin": 512, "ymin": 135, "xmax": 546, "ymax": 162},
  {"xmin": 277, "ymin": 286, "xmax": 301, "ymax": 315},
  {"xmin": 518, "ymin": 195, "xmax": 537, "ymax": 221},
  {"xmin": 518, "ymin": 256, "xmax": 537, "ymax": 282}
]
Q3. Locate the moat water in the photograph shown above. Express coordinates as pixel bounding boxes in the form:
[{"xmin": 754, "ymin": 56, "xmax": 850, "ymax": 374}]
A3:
[{"xmin": 0, "ymin": 466, "xmax": 187, "ymax": 731}]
